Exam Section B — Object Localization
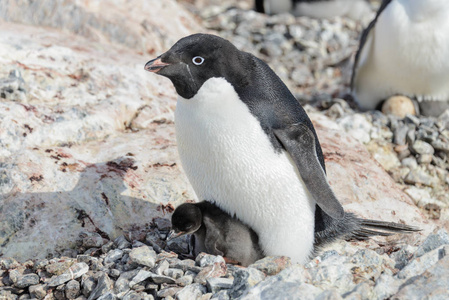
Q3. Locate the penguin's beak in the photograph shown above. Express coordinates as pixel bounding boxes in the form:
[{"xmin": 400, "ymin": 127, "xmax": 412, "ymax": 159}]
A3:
[
  {"xmin": 166, "ymin": 229, "xmax": 185, "ymax": 241},
  {"xmin": 145, "ymin": 56, "xmax": 171, "ymax": 73}
]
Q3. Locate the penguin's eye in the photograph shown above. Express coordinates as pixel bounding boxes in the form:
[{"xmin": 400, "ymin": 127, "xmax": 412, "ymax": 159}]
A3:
[{"xmin": 192, "ymin": 56, "xmax": 204, "ymax": 66}]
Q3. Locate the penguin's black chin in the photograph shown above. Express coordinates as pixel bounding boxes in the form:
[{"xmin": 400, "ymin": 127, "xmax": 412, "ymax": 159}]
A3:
[{"xmin": 144, "ymin": 57, "xmax": 170, "ymax": 73}]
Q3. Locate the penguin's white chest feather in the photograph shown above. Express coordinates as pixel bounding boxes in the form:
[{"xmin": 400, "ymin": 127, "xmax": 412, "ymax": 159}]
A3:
[
  {"xmin": 354, "ymin": 0, "xmax": 449, "ymax": 109},
  {"xmin": 175, "ymin": 77, "xmax": 316, "ymax": 263}
]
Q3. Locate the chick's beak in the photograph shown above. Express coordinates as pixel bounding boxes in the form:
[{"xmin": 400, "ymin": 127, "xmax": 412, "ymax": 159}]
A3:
[
  {"xmin": 145, "ymin": 56, "xmax": 170, "ymax": 73},
  {"xmin": 166, "ymin": 229, "xmax": 184, "ymax": 241}
]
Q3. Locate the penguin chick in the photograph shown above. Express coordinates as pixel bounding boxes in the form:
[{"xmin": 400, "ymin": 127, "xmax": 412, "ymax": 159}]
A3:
[
  {"xmin": 145, "ymin": 33, "xmax": 418, "ymax": 264},
  {"xmin": 168, "ymin": 201, "xmax": 264, "ymax": 267},
  {"xmin": 255, "ymin": 0, "xmax": 372, "ymax": 21},
  {"xmin": 351, "ymin": 0, "xmax": 449, "ymax": 116}
]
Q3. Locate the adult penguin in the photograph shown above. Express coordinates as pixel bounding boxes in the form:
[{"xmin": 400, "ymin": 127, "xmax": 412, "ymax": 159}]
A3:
[
  {"xmin": 145, "ymin": 33, "xmax": 417, "ymax": 263},
  {"xmin": 255, "ymin": 0, "xmax": 372, "ymax": 20},
  {"xmin": 351, "ymin": 0, "xmax": 449, "ymax": 116}
]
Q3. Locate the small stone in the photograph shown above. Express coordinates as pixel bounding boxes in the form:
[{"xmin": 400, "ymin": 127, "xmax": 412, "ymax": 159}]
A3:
[
  {"xmin": 404, "ymin": 168, "xmax": 438, "ymax": 187},
  {"xmin": 432, "ymin": 139, "xmax": 449, "ymax": 153},
  {"xmin": 129, "ymin": 270, "xmax": 153, "ymax": 287},
  {"xmin": 81, "ymin": 232, "xmax": 104, "ymax": 248},
  {"xmin": 47, "ymin": 262, "xmax": 89, "ymax": 287},
  {"xmin": 96, "ymin": 292, "xmax": 117, "ymax": 300},
  {"xmin": 228, "ymin": 267, "xmax": 266, "ymax": 299},
  {"xmin": 0, "ymin": 258, "xmax": 20, "ymax": 270},
  {"xmin": 128, "ymin": 246, "xmax": 156, "ymax": 268},
  {"xmin": 171, "ymin": 260, "xmax": 201, "ymax": 273},
  {"xmin": 206, "ymin": 277, "xmax": 234, "ymax": 294},
  {"xmin": 417, "ymin": 154, "xmax": 433, "ymax": 164},
  {"xmin": 101, "ymin": 241, "xmax": 115, "ymax": 254},
  {"xmin": 150, "ymin": 274, "xmax": 176, "ymax": 284},
  {"xmin": 210, "ymin": 289, "xmax": 230, "ymax": 300},
  {"xmin": 151, "ymin": 259, "xmax": 169, "ymax": 276},
  {"xmin": 46, "ymin": 260, "xmax": 75, "ymax": 275},
  {"xmin": 177, "ymin": 275, "xmax": 194, "ymax": 287},
  {"xmin": 65, "ymin": 280, "xmax": 81, "ymax": 299},
  {"xmin": 81, "ymin": 275, "xmax": 96, "ymax": 297},
  {"xmin": 401, "ymin": 157, "xmax": 418, "ymax": 169},
  {"xmin": 15, "ymin": 274, "xmax": 39, "ymax": 288},
  {"xmin": 194, "ymin": 262, "xmax": 227, "ymax": 285},
  {"xmin": 54, "ymin": 284, "xmax": 66, "ymax": 300},
  {"xmin": 108, "ymin": 269, "xmax": 121, "ymax": 278},
  {"xmin": 393, "ymin": 124, "xmax": 409, "ymax": 145},
  {"xmin": 414, "ymin": 229, "xmax": 449, "ymax": 258},
  {"xmin": 104, "ymin": 249, "xmax": 123, "ymax": 264},
  {"xmin": 411, "ymin": 140, "xmax": 434, "ymax": 155},
  {"xmin": 87, "ymin": 272, "xmax": 113, "ymax": 300},
  {"xmin": 196, "ymin": 253, "xmax": 226, "ymax": 268},
  {"xmin": 8, "ymin": 269, "xmax": 22, "ymax": 283},
  {"xmin": 34, "ymin": 260, "xmax": 49, "ymax": 270},
  {"xmin": 114, "ymin": 270, "xmax": 139, "ymax": 295},
  {"xmin": 29, "ymin": 284, "xmax": 47, "ymax": 299},
  {"xmin": 396, "ymin": 245, "xmax": 449, "ymax": 279},
  {"xmin": 176, "ymin": 283, "xmax": 207, "ymax": 300},
  {"xmin": 390, "ymin": 244, "xmax": 417, "ymax": 270},
  {"xmin": 248, "ymin": 256, "xmax": 291, "ymax": 276},
  {"xmin": 114, "ymin": 235, "xmax": 131, "ymax": 250},
  {"xmin": 163, "ymin": 268, "xmax": 183, "ymax": 279},
  {"xmin": 382, "ymin": 96, "xmax": 416, "ymax": 119},
  {"xmin": 156, "ymin": 287, "xmax": 182, "ymax": 298}
]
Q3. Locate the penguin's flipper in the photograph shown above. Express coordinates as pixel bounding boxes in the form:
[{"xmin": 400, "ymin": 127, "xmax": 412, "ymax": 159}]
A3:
[
  {"xmin": 351, "ymin": 0, "xmax": 393, "ymax": 89},
  {"xmin": 274, "ymin": 123, "xmax": 345, "ymax": 219}
]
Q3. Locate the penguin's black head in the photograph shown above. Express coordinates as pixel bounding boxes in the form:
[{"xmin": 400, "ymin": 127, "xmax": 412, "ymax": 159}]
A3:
[
  {"xmin": 145, "ymin": 33, "xmax": 250, "ymax": 99},
  {"xmin": 167, "ymin": 203, "xmax": 202, "ymax": 241}
]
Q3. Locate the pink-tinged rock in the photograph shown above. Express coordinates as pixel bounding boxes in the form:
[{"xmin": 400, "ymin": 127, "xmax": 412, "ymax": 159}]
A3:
[
  {"xmin": 310, "ymin": 113, "xmax": 437, "ymax": 240},
  {"xmin": 194, "ymin": 262, "xmax": 227, "ymax": 285},
  {"xmin": 0, "ymin": 0, "xmax": 202, "ymax": 55},
  {"xmin": 248, "ymin": 256, "xmax": 292, "ymax": 276},
  {"xmin": 0, "ymin": 8, "xmax": 197, "ymax": 260}
]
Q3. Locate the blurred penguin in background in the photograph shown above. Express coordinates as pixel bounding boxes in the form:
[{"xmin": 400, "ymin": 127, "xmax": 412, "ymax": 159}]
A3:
[
  {"xmin": 351, "ymin": 0, "xmax": 449, "ymax": 117},
  {"xmin": 255, "ymin": 0, "xmax": 372, "ymax": 20}
]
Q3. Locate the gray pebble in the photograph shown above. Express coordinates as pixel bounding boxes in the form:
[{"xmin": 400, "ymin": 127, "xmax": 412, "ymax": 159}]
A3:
[
  {"xmin": 163, "ymin": 268, "xmax": 183, "ymax": 279},
  {"xmin": 411, "ymin": 140, "xmax": 434, "ymax": 155},
  {"xmin": 81, "ymin": 232, "xmax": 104, "ymax": 249},
  {"xmin": 66, "ymin": 279, "xmax": 81, "ymax": 299},
  {"xmin": 206, "ymin": 277, "xmax": 234, "ymax": 294},
  {"xmin": 176, "ymin": 283, "xmax": 207, "ymax": 300},
  {"xmin": 150, "ymin": 274, "xmax": 176, "ymax": 284},
  {"xmin": 15, "ymin": 273, "xmax": 39, "ymax": 288},
  {"xmin": 114, "ymin": 236, "xmax": 131, "ymax": 250},
  {"xmin": 414, "ymin": 229, "xmax": 449, "ymax": 258},
  {"xmin": 87, "ymin": 272, "xmax": 113, "ymax": 300},
  {"xmin": 177, "ymin": 275, "xmax": 194, "ymax": 287},
  {"xmin": 103, "ymin": 249, "xmax": 123, "ymax": 264},
  {"xmin": 128, "ymin": 246, "xmax": 156, "ymax": 268},
  {"xmin": 29, "ymin": 284, "xmax": 47, "ymax": 300}
]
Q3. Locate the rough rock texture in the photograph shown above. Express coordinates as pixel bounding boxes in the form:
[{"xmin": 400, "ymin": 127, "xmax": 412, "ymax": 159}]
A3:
[
  {"xmin": 0, "ymin": 3, "xmax": 196, "ymax": 260},
  {"xmin": 0, "ymin": 0, "xmax": 448, "ymax": 299}
]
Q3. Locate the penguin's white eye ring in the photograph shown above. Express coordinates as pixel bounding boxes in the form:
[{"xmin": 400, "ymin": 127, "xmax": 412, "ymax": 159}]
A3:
[{"xmin": 192, "ymin": 56, "xmax": 204, "ymax": 65}]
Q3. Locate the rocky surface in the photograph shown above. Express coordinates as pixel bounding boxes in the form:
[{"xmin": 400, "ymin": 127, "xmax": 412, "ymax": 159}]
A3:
[
  {"xmin": 0, "ymin": 228, "xmax": 448, "ymax": 299},
  {"xmin": 1, "ymin": 0, "xmax": 448, "ymax": 299}
]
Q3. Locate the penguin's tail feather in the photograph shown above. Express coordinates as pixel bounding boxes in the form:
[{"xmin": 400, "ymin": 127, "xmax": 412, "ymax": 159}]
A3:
[
  {"xmin": 354, "ymin": 218, "xmax": 420, "ymax": 239},
  {"xmin": 313, "ymin": 212, "xmax": 420, "ymax": 254}
]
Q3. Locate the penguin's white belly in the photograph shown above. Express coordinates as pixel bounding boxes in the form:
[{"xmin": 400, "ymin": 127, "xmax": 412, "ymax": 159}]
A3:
[
  {"xmin": 354, "ymin": 0, "xmax": 449, "ymax": 109},
  {"xmin": 175, "ymin": 77, "xmax": 316, "ymax": 263}
]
